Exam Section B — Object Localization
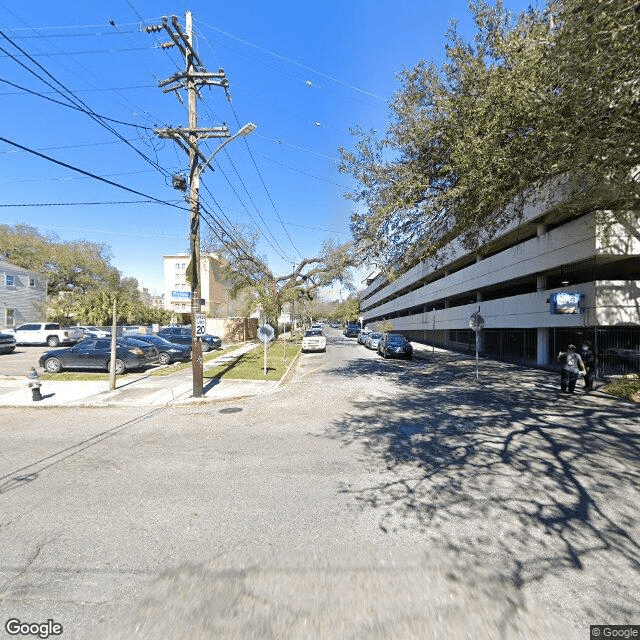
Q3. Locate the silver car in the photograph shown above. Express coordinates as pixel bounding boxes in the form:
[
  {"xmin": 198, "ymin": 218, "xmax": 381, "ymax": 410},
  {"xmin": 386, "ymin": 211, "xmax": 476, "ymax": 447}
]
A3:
[{"xmin": 366, "ymin": 332, "xmax": 383, "ymax": 350}]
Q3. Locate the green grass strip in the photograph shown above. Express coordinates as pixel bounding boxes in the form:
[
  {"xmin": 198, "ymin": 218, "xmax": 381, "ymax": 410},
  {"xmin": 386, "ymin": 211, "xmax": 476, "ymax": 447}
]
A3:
[{"xmin": 204, "ymin": 338, "xmax": 301, "ymax": 382}]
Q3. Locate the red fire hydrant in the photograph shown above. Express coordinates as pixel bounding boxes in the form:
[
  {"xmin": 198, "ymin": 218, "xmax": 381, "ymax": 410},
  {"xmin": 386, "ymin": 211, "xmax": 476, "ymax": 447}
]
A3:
[{"xmin": 27, "ymin": 367, "xmax": 42, "ymax": 401}]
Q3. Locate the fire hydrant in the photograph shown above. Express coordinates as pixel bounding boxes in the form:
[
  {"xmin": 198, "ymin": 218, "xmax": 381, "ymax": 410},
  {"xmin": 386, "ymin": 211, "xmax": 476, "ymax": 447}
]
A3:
[{"xmin": 27, "ymin": 367, "xmax": 42, "ymax": 401}]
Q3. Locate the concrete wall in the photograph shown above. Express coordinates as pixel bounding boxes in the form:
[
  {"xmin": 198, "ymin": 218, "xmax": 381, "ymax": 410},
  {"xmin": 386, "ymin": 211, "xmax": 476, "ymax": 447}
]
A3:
[{"xmin": 205, "ymin": 317, "xmax": 258, "ymax": 342}]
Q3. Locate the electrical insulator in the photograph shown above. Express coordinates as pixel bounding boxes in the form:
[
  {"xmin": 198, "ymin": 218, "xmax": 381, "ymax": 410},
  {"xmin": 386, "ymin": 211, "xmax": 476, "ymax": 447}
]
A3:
[
  {"xmin": 144, "ymin": 24, "xmax": 163, "ymax": 33},
  {"xmin": 160, "ymin": 42, "xmax": 175, "ymax": 49}
]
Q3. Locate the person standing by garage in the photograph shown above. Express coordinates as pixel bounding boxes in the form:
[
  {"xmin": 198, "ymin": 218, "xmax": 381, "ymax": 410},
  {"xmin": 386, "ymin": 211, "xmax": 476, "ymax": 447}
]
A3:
[
  {"xmin": 580, "ymin": 340, "xmax": 595, "ymax": 392},
  {"xmin": 557, "ymin": 344, "xmax": 586, "ymax": 395}
]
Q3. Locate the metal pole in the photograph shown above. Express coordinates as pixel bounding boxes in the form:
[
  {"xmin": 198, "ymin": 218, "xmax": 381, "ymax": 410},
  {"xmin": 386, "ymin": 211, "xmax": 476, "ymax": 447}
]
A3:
[
  {"xmin": 109, "ymin": 299, "xmax": 117, "ymax": 390},
  {"xmin": 264, "ymin": 339, "xmax": 267, "ymax": 375},
  {"xmin": 432, "ymin": 307, "xmax": 435, "ymax": 357}
]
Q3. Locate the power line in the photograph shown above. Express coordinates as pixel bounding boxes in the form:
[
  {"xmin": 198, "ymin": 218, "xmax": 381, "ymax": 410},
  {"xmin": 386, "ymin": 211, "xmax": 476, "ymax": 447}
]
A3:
[
  {"xmin": 199, "ymin": 20, "xmax": 387, "ymax": 102},
  {"xmin": 0, "ymin": 77, "xmax": 155, "ymax": 128},
  {"xmin": 0, "ymin": 135, "xmax": 185, "ymax": 210}
]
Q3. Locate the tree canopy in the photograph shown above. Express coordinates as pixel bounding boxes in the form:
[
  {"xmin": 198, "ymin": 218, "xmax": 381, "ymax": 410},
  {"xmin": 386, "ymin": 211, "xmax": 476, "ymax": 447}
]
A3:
[
  {"xmin": 203, "ymin": 227, "xmax": 355, "ymax": 328},
  {"xmin": 339, "ymin": 0, "xmax": 639, "ymax": 276},
  {"xmin": 0, "ymin": 223, "xmax": 170, "ymax": 325},
  {"xmin": 0, "ymin": 223, "xmax": 119, "ymax": 294}
]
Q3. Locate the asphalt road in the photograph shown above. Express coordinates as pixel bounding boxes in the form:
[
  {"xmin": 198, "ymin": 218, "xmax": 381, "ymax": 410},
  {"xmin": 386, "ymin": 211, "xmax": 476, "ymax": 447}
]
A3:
[
  {"xmin": 0, "ymin": 328, "xmax": 637, "ymax": 639},
  {"xmin": 0, "ymin": 345, "xmax": 50, "ymax": 377}
]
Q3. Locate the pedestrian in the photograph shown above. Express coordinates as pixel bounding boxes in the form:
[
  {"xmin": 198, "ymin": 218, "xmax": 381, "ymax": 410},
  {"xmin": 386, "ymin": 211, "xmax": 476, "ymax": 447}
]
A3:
[
  {"xmin": 557, "ymin": 344, "xmax": 586, "ymax": 394},
  {"xmin": 580, "ymin": 340, "xmax": 595, "ymax": 392}
]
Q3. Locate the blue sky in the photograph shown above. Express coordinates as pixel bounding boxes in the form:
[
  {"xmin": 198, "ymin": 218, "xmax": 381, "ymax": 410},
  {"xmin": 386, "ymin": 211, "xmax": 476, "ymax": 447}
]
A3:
[{"xmin": 0, "ymin": 0, "xmax": 539, "ymax": 297}]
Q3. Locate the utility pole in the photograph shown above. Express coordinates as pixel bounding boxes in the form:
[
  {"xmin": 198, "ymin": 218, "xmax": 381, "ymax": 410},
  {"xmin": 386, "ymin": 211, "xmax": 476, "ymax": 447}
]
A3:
[{"xmin": 146, "ymin": 13, "xmax": 233, "ymax": 398}]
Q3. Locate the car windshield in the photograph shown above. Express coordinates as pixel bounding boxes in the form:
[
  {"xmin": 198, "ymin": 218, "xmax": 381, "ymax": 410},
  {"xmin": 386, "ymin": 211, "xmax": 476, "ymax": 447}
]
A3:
[
  {"xmin": 370, "ymin": 333, "xmax": 382, "ymax": 339},
  {"xmin": 387, "ymin": 335, "xmax": 407, "ymax": 343},
  {"xmin": 304, "ymin": 330, "xmax": 321, "ymax": 337}
]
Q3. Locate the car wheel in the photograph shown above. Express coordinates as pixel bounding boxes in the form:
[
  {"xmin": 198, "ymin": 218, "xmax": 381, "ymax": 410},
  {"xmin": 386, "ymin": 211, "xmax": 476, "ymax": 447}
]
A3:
[
  {"xmin": 44, "ymin": 357, "xmax": 62, "ymax": 373},
  {"xmin": 158, "ymin": 352, "xmax": 171, "ymax": 365},
  {"xmin": 109, "ymin": 358, "xmax": 126, "ymax": 375},
  {"xmin": 47, "ymin": 336, "xmax": 60, "ymax": 347},
  {"xmin": 201, "ymin": 342, "xmax": 211, "ymax": 352}
]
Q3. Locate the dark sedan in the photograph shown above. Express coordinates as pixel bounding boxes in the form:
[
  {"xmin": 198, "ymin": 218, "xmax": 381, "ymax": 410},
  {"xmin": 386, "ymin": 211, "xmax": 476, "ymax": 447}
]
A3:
[
  {"xmin": 39, "ymin": 337, "xmax": 158, "ymax": 374},
  {"xmin": 378, "ymin": 333, "xmax": 413, "ymax": 360},
  {"xmin": 343, "ymin": 325, "xmax": 360, "ymax": 338},
  {"xmin": 0, "ymin": 332, "xmax": 16, "ymax": 354},
  {"xmin": 157, "ymin": 327, "xmax": 222, "ymax": 352},
  {"xmin": 129, "ymin": 334, "xmax": 191, "ymax": 365}
]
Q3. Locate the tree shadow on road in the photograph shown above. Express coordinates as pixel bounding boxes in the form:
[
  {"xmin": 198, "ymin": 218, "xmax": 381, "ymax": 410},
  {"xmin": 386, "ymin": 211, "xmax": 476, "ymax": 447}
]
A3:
[{"xmin": 323, "ymin": 355, "xmax": 640, "ymax": 626}]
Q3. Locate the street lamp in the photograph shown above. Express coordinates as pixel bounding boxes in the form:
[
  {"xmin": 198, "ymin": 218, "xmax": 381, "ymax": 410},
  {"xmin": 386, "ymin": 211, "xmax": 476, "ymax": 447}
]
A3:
[{"xmin": 189, "ymin": 122, "xmax": 256, "ymax": 398}]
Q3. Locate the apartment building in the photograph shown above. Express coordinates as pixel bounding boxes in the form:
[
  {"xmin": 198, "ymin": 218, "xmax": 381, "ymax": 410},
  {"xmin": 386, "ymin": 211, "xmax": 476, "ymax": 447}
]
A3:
[
  {"xmin": 360, "ymin": 179, "xmax": 640, "ymax": 373},
  {"xmin": 0, "ymin": 260, "xmax": 48, "ymax": 329},
  {"xmin": 162, "ymin": 253, "xmax": 228, "ymax": 316}
]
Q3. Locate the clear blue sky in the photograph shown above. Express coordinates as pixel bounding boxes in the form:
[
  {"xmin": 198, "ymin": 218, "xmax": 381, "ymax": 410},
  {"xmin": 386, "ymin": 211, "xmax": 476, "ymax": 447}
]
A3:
[{"xmin": 0, "ymin": 0, "xmax": 539, "ymax": 297}]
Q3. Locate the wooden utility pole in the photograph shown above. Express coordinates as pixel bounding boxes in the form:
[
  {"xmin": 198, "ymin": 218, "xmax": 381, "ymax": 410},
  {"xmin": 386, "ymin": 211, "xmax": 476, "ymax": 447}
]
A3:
[{"xmin": 148, "ymin": 12, "xmax": 232, "ymax": 398}]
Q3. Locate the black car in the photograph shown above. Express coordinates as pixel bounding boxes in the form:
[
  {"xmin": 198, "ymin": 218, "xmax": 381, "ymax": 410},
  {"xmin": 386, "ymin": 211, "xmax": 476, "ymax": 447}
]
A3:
[
  {"xmin": 129, "ymin": 334, "xmax": 191, "ymax": 365},
  {"xmin": 378, "ymin": 333, "xmax": 413, "ymax": 360},
  {"xmin": 0, "ymin": 332, "xmax": 16, "ymax": 354},
  {"xmin": 343, "ymin": 325, "xmax": 361, "ymax": 338},
  {"xmin": 39, "ymin": 337, "xmax": 158, "ymax": 374},
  {"xmin": 157, "ymin": 327, "xmax": 222, "ymax": 352}
]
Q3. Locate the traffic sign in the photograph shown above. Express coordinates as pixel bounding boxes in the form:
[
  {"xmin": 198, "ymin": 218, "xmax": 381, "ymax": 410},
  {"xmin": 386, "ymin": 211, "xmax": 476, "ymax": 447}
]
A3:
[
  {"xmin": 257, "ymin": 323, "xmax": 275, "ymax": 343},
  {"xmin": 195, "ymin": 313, "xmax": 207, "ymax": 337},
  {"xmin": 469, "ymin": 311, "xmax": 485, "ymax": 332}
]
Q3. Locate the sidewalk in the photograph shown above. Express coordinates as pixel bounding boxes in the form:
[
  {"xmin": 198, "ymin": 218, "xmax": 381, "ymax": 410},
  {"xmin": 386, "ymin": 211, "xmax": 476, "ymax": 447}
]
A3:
[{"xmin": 0, "ymin": 342, "xmax": 284, "ymax": 408}]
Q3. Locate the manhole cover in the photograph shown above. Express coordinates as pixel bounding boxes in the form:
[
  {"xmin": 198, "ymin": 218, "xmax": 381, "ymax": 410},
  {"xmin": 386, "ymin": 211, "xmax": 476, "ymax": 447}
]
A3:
[{"xmin": 218, "ymin": 407, "xmax": 243, "ymax": 414}]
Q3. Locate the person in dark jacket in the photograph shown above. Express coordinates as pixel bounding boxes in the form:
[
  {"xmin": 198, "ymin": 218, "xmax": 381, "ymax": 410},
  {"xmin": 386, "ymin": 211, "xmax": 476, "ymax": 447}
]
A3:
[
  {"xmin": 557, "ymin": 344, "xmax": 586, "ymax": 394},
  {"xmin": 580, "ymin": 340, "xmax": 595, "ymax": 392}
]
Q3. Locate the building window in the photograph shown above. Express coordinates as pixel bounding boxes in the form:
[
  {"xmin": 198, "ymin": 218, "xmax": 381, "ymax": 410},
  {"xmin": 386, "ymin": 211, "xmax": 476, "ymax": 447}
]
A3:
[
  {"xmin": 29, "ymin": 276, "xmax": 36, "ymax": 287},
  {"xmin": 5, "ymin": 308, "xmax": 15, "ymax": 325},
  {"xmin": 5, "ymin": 275, "xmax": 14, "ymax": 287}
]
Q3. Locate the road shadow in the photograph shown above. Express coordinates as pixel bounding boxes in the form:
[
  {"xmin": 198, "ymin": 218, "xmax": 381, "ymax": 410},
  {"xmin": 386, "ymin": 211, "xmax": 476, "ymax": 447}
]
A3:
[{"xmin": 323, "ymin": 354, "xmax": 640, "ymax": 626}]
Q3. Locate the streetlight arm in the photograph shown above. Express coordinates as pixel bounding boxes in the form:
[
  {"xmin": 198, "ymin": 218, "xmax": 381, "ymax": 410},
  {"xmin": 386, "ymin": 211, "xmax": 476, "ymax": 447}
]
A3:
[{"xmin": 196, "ymin": 122, "xmax": 256, "ymax": 180}]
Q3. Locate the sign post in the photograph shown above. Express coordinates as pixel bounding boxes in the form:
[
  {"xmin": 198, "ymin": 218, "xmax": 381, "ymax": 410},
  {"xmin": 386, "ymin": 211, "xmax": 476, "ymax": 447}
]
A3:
[
  {"xmin": 257, "ymin": 324, "xmax": 275, "ymax": 375},
  {"xmin": 469, "ymin": 308, "xmax": 485, "ymax": 380}
]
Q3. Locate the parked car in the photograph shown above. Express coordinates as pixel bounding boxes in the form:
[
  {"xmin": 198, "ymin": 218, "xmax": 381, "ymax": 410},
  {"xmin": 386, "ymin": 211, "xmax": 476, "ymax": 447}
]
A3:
[
  {"xmin": 0, "ymin": 332, "xmax": 17, "ymax": 354},
  {"xmin": 157, "ymin": 326, "xmax": 222, "ymax": 352},
  {"xmin": 301, "ymin": 329, "xmax": 326, "ymax": 353},
  {"xmin": 10, "ymin": 323, "xmax": 84, "ymax": 347},
  {"xmin": 129, "ymin": 334, "xmax": 191, "ymax": 365},
  {"xmin": 365, "ymin": 332, "xmax": 383, "ymax": 350},
  {"xmin": 74, "ymin": 325, "xmax": 111, "ymax": 338},
  {"xmin": 343, "ymin": 325, "xmax": 360, "ymax": 338},
  {"xmin": 357, "ymin": 330, "xmax": 372, "ymax": 345},
  {"xmin": 603, "ymin": 346, "xmax": 640, "ymax": 372},
  {"xmin": 121, "ymin": 325, "xmax": 152, "ymax": 336},
  {"xmin": 39, "ymin": 337, "xmax": 158, "ymax": 374},
  {"xmin": 378, "ymin": 333, "xmax": 413, "ymax": 360}
]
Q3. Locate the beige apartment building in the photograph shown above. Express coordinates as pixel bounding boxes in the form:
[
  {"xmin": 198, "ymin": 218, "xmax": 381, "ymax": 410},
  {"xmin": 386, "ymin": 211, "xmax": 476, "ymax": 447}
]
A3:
[{"xmin": 162, "ymin": 253, "xmax": 228, "ymax": 317}]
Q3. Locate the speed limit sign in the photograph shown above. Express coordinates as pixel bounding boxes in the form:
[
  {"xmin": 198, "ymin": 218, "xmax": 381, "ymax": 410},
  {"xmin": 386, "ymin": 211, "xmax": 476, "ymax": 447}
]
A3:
[{"xmin": 195, "ymin": 313, "xmax": 206, "ymax": 336}]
